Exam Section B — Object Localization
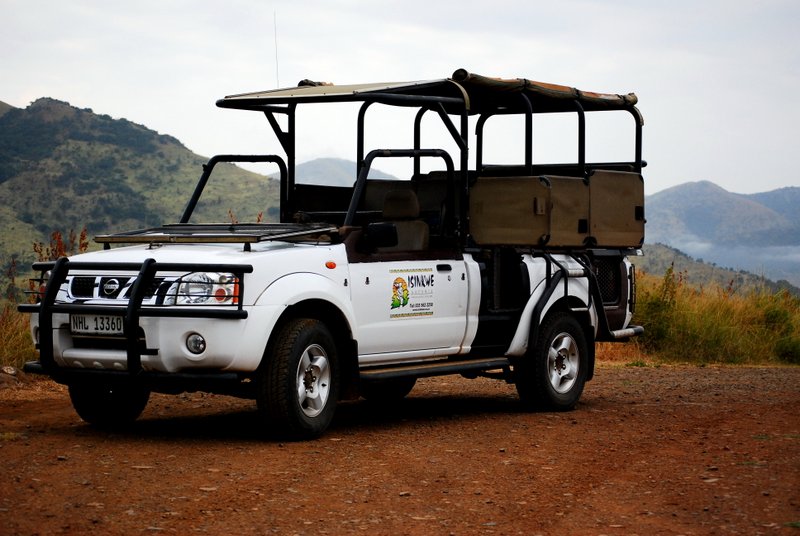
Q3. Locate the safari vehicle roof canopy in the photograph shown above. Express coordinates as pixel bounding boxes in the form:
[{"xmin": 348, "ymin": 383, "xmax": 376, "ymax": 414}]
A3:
[
  {"xmin": 214, "ymin": 69, "xmax": 644, "ymax": 250},
  {"xmin": 217, "ymin": 68, "xmax": 639, "ymax": 115}
]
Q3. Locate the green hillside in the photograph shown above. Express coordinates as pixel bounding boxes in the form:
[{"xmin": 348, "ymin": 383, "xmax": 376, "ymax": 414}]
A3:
[
  {"xmin": 635, "ymin": 243, "xmax": 798, "ymax": 295},
  {"xmin": 0, "ymin": 98, "xmax": 280, "ymax": 273}
]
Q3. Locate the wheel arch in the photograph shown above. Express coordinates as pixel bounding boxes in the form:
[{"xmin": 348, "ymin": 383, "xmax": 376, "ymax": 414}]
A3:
[
  {"xmin": 267, "ymin": 299, "xmax": 360, "ymax": 401},
  {"xmin": 506, "ymin": 291, "xmax": 596, "ymax": 381},
  {"xmin": 254, "ymin": 273, "xmax": 359, "ymax": 398}
]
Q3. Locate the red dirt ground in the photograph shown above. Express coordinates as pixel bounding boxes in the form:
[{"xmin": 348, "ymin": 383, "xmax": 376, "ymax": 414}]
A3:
[{"xmin": 1, "ymin": 363, "xmax": 798, "ymax": 535}]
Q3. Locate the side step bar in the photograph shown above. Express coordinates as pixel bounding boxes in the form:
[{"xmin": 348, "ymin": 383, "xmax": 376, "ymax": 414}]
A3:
[
  {"xmin": 360, "ymin": 357, "xmax": 511, "ymax": 382},
  {"xmin": 609, "ymin": 325, "xmax": 644, "ymax": 339}
]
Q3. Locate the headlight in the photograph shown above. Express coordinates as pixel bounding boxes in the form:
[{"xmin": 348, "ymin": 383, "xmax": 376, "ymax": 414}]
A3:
[{"xmin": 165, "ymin": 272, "xmax": 240, "ymax": 306}]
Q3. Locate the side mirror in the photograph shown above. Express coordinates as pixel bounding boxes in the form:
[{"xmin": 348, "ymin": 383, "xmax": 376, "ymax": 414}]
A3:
[{"xmin": 364, "ymin": 222, "xmax": 398, "ymax": 250}]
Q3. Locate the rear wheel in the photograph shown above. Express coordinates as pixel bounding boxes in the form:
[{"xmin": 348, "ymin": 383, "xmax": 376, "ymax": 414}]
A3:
[
  {"xmin": 257, "ymin": 318, "xmax": 339, "ymax": 440},
  {"xmin": 515, "ymin": 312, "xmax": 588, "ymax": 411},
  {"xmin": 68, "ymin": 382, "xmax": 150, "ymax": 428}
]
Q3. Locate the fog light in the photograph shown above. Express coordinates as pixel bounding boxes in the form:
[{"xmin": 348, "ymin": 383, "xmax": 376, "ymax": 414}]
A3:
[{"xmin": 186, "ymin": 333, "xmax": 206, "ymax": 354}]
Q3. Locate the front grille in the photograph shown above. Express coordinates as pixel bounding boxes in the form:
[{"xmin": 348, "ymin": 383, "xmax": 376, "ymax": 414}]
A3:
[
  {"xmin": 69, "ymin": 276, "xmax": 166, "ymax": 301},
  {"xmin": 70, "ymin": 277, "xmax": 96, "ymax": 298}
]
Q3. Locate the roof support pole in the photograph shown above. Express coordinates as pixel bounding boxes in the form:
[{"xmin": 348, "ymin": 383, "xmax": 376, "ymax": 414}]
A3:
[
  {"xmin": 459, "ymin": 108, "xmax": 469, "ymax": 246},
  {"xmin": 413, "ymin": 107, "xmax": 427, "ymax": 177},
  {"xmin": 573, "ymin": 100, "xmax": 586, "ymax": 179},
  {"xmin": 356, "ymin": 101, "xmax": 373, "ymax": 177},
  {"xmin": 521, "ymin": 94, "xmax": 533, "ymax": 175},
  {"xmin": 264, "ymin": 104, "xmax": 296, "ymax": 220},
  {"xmin": 627, "ymin": 106, "xmax": 644, "ymax": 173},
  {"xmin": 474, "ymin": 93, "xmax": 531, "ymax": 175},
  {"xmin": 475, "ymin": 114, "xmax": 488, "ymax": 172},
  {"xmin": 434, "ymin": 103, "xmax": 467, "ymax": 152}
]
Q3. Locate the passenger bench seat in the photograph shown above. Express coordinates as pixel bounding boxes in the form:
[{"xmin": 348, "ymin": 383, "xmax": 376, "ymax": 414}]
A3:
[{"xmin": 380, "ymin": 190, "xmax": 429, "ymax": 251}]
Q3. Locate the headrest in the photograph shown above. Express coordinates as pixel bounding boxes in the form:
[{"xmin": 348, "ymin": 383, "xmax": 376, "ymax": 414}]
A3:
[{"xmin": 383, "ymin": 190, "xmax": 420, "ymax": 219}]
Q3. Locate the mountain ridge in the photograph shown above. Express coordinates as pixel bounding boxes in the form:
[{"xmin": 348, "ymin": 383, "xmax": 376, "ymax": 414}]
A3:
[
  {"xmin": 645, "ymin": 180, "xmax": 799, "ymax": 246},
  {"xmin": 645, "ymin": 180, "xmax": 800, "ymax": 286}
]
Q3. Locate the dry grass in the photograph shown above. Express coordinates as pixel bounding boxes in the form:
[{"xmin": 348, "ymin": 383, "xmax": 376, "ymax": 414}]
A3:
[
  {"xmin": 0, "ymin": 304, "xmax": 37, "ymax": 369},
  {"xmin": 635, "ymin": 266, "xmax": 800, "ymax": 365}
]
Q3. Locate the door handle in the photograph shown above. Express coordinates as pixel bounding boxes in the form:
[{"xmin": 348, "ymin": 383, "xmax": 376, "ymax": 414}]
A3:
[{"xmin": 436, "ymin": 264, "xmax": 452, "ymax": 272}]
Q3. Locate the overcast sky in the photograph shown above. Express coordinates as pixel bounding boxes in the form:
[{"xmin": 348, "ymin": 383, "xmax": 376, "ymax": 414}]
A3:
[{"xmin": 3, "ymin": 0, "xmax": 798, "ymax": 194}]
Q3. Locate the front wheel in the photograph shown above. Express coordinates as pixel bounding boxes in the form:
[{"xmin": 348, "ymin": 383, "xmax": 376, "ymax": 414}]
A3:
[
  {"xmin": 514, "ymin": 312, "xmax": 589, "ymax": 411},
  {"xmin": 68, "ymin": 382, "xmax": 150, "ymax": 428},
  {"xmin": 257, "ymin": 318, "xmax": 339, "ymax": 440}
]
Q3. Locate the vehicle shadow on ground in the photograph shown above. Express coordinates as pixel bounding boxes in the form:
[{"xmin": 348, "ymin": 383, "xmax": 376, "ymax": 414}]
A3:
[
  {"xmin": 332, "ymin": 392, "xmax": 525, "ymax": 432},
  {"xmin": 66, "ymin": 391, "xmax": 541, "ymax": 443}
]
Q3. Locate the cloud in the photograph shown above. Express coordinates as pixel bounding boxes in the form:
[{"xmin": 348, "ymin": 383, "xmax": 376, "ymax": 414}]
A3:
[{"xmin": 3, "ymin": 0, "xmax": 799, "ymax": 195}]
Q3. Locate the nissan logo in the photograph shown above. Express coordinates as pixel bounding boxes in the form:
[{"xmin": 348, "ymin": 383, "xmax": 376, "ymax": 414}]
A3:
[{"xmin": 102, "ymin": 279, "xmax": 121, "ymax": 296}]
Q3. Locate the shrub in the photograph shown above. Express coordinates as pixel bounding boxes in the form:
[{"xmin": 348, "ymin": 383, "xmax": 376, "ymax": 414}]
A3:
[
  {"xmin": 775, "ymin": 336, "xmax": 800, "ymax": 364},
  {"xmin": 635, "ymin": 266, "xmax": 800, "ymax": 364},
  {"xmin": 0, "ymin": 228, "xmax": 90, "ymax": 368}
]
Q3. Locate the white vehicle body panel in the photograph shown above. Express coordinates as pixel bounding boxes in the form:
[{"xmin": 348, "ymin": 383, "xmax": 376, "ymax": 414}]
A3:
[
  {"xmin": 506, "ymin": 255, "xmax": 594, "ymax": 357},
  {"xmin": 349, "ymin": 258, "xmax": 469, "ymax": 363}
]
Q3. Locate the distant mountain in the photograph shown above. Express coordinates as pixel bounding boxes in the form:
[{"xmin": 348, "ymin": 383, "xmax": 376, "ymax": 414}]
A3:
[
  {"xmin": 747, "ymin": 187, "xmax": 800, "ymax": 227},
  {"xmin": 646, "ymin": 181, "xmax": 799, "ymax": 246},
  {"xmin": 645, "ymin": 181, "xmax": 800, "ymax": 286},
  {"xmin": 291, "ymin": 157, "xmax": 394, "ymax": 186}
]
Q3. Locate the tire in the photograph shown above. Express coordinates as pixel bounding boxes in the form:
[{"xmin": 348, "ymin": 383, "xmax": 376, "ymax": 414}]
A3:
[
  {"xmin": 68, "ymin": 382, "xmax": 150, "ymax": 428},
  {"xmin": 257, "ymin": 318, "xmax": 339, "ymax": 440},
  {"xmin": 514, "ymin": 312, "xmax": 588, "ymax": 411},
  {"xmin": 359, "ymin": 377, "xmax": 416, "ymax": 403}
]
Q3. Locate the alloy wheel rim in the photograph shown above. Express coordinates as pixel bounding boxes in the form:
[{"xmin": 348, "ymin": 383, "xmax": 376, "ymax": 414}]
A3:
[
  {"xmin": 295, "ymin": 344, "xmax": 331, "ymax": 417},
  {"xmin": 548, "ymin": 332, "xmax": 579, "ymax": 394}
]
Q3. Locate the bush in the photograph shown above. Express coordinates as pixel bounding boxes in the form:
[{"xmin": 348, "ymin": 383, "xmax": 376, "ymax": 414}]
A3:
[
  {"xmin": 775, "ymin": 336, "xmax": 800, "ymax": 364},
  {"xmin": 636, "ymin": 264, "xmax": 680, "ymax": 352},
  {"xmin": 635, "ymin": 266, "xmax": 800, "ymax": 364}
]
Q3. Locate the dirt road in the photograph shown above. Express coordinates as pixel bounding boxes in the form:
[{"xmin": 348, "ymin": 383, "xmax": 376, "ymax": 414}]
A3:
[{"xmin": 1, "ymin": 364, "xmax": 798, "ymax": 535}]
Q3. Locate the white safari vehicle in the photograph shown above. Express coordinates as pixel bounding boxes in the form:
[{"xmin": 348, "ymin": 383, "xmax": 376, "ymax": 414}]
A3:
[{"xmin": 22, "ymin": 69, "xmax": 645, "ymax": 439}]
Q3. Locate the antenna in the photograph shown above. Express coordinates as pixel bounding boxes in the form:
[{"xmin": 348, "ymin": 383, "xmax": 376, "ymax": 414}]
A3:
[{"xmin": 273, "ymin": 11, "xmax": 280, "ymax": 88}]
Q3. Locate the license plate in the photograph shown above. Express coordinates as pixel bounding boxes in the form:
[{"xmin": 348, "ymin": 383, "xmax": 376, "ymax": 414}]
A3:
[{"xmin": 70, "ymin": 314, "xmax": 124, "ymax": 336}]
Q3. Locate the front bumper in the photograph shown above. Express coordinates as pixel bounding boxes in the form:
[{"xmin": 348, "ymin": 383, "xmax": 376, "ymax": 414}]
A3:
[{"xmin": 21, "ymin": 257, "xmax": 255, "ymax": 376}]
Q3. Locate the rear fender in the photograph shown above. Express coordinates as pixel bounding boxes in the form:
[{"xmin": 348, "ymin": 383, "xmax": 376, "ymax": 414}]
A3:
[{"xmin": 505, "ymin": 271, "xmax": 594, "ymax": 357}]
